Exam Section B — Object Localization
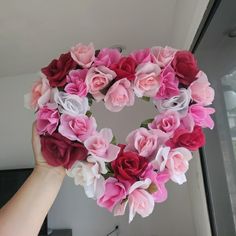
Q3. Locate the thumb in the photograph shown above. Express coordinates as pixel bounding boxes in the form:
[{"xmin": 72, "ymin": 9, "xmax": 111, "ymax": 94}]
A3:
[{"xmin": 32, "ymin": 121, "xmax": 42, "ymax": 158}]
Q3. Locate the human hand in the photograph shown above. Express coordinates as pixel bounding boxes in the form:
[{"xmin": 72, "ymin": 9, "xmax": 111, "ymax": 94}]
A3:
[{"xmin": 32, "ymin": 122, "xmax": 66, "ymax": 177}]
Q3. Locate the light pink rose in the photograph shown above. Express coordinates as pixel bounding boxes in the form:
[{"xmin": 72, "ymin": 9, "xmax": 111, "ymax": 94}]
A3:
[
  {"xmin": 149, "ymin": 110, "xmax": 180, "ymax": 137},
  {"xmin": 97, "ymin": 177, "xmax": 127, "ymax": 212},
  {"xmin": 155, "ymin": 66, "xmax": 179, "ymax": 99},
  {"xmin": 85, "ymin": 66, "xmax": 116, "ymax": 101},
  {"xmin": 179, "ymin": 113, "xmax": 195, "ymax": 133},
  {"xmin": 70, "ymin": 43, "xmax": 95, "ymax": 68},
  {"xmin": 104, "ymin": 78, "xmax": 135, "ymax": 112},
  {"xmin": 189, "ymin": 71, "xmax": 215, "ymax": 106},
  {"xmin": 84, "ymin": 128, "xmax": 120, "ymax": 162},
  {"xmin": 36, "ymin": 103, "xmax": 59, "ymax": 135},
  {"xmin": 166, "ymin": 147, "xmax": 192, "ymax": 184},
  {"xmin": 130, "ymin": 48, "xmax": 152, "ymax": 64},
  {"xmin": 128, "ymin": 179, "xmax": 154, "ymax": 223},
  {"xmin": 143, "ymin": 165, "xmax": 170, "ymax": 203},
  {"xmin": 65, "ymin": 69, "xmax": 88, "ymax": 97},
  {"xmin": 125, "ymin": 128, "xmax": 167, "ymax": 158},
  {"xmin": 189, "ymin": 104, "xmax": 215, "ymax": 129},
  {"xmin": 59, "ymin": 114, "xmax": 97, "ymax": 142},
  {"xmin": 151, "ymin": 46, "xmax": 177, "ymax": 67},
  {"xmin": 94, "ymin": 48, "xmax": 121, "ymax": 67},
  {"xmin": 134, "ymin": 63, "xmax": 161, "ymax": 97},
  {"xmin": 24, "ymin": 76, "xmax": 51, "ymax": 110}
]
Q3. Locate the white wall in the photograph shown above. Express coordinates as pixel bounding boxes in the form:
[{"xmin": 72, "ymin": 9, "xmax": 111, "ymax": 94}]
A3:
[
  {"xmin": 170, "ymin": 0, "xmax": 209, "ymax": 49},
  {"xmin": 0, "ymin": 73, "xmax": 211, "ymax": 236}
]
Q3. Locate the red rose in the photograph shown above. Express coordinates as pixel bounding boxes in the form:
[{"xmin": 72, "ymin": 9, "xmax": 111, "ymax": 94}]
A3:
[
  {"xmin": 172, "ymin": 51, "xmax": 199, "ymax": 86},
  {"xmin": 110, "ymin": 57, "xmax": 137, "ymax": 81},
  {"xmin": 41, "ymin": 52, "xmax": 77, "ymax": 87},
  {"xmin": 166, "ymin": 126, "xmax": 205, "ymax": 151},
  {"xmin": 40, "ymin": 132, "xmax": 88, "ymax": 169},
  {"xmin": 111, "ymin": 145, "xmax": 148, "ymax": 183}
]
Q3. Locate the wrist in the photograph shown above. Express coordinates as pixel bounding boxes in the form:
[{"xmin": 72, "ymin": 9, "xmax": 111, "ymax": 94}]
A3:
[{"xmin": 34, "ymin": 164, "xmax": 66, "ymax": 181}]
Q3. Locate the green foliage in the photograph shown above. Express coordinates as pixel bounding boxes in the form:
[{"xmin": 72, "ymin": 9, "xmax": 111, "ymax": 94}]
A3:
[{"xmin": 140, "ymin": 118, "xmax": 154, "ymax": 129}]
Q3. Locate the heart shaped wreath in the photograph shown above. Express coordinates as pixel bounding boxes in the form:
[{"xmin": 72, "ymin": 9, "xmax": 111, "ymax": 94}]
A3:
[{"xmin": 25, "ymin": 43, "xmax": 215, "ymax": 223}]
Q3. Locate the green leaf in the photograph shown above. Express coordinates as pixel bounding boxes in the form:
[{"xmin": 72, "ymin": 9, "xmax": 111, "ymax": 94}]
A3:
[
  {"xmin": 111, "ymin": 136, "xmax": 117, "ymax": 145},
  {"xmin": 86, "ymin": 111, "xmax": 92, "ymax": 117},
  {"xmin": 142, "ymin": 96, "xmax": 150, "ymax": 102},
  {"xmin": 103, "ymin": 172, "xmax": 114, "ymax": 180},
  {"xmin": 140, "ymin": 118, "xmax": 154, "ymax": 129},
  {"xmin": 89, "ymin": 99, "xmax": 93, "ymax": 106}
]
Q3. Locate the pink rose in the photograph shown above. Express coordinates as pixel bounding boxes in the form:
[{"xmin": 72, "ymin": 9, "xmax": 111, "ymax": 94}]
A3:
[
  {"xmin": 104, "ymin": 78, "xmax": 135, "ymax": 112},
  {"xmin": 143, "ymin": 166, "xmax": 170, "ymax": 203},
  {"xmin": 65, "ymin": 69, "xmax": 88, "ymax": 97},
  {"xmin": 130, "ymin": 48, "xmax": 152, "ymax": 64},
  {"xmin": 70, "ymin": 43, "xmax": 95, "ymax": 68},
  {"xmin": 125, "ymin": 128, "xmax": 167, "ymax": 158},
  {"xmin": 149, "ymin": 110, "xmax": 180, "ymax": 136},
  {"xmin": 166, "ymin": 147, "xmax": 192, "ymax": 184},
  {"xmin": 128, "ymin": 179, "xmax": 155, "ymax": 223},
  {"xmin": 134, "ymin": 63, "xmax": 161, "ymax": 97},
  {"xmin": 85, "ymin": 66, "xmax": 116, "ymax": 101},
  {"xmin": 189, "ymin": 104, "xmax": 215, "ymax": 129},
  {"xmin": 84, "ymin": 128, "xmax": 120, "ymax": 162},
  {"xmin": 155, "ymin": 66, "xmax": 179, "ymax": 99},
  {"xmin": 24, "ymin": 76, "xmax": 51, "ymax": 110},
  {"xmin": 59, "ymin": 114, "xmax": 97, "ymax": 142},
  {"xmin": 97, "ymin": 177, "xmax": 127, "ymax": 212},
  {"xmin": 151, "ymin": 46, "xmax": 177, "ymax": 67},
  {"xmin": 189, "ymin": 71, "xmax": 215, "ymax": 106},
  {"xmin": 36, "ymin": 103, "xmax": 59, "ymax": 135},
  {"xmin": 94, "ymin": 48, "xmax": 121, "ymax": 67}
]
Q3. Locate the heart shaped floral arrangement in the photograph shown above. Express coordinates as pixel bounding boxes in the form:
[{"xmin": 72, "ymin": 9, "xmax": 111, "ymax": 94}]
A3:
[{"xmin": 25, "ymin": 43, "xmax": 215, "ymax": 223}]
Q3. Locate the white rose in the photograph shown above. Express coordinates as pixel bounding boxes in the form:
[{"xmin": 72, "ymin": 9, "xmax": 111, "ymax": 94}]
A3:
[
  {"xmin": 53, "ymin": 88, "xmax": 89, "ymax": 116},
  {"xmin": 154, "ymin": 88, "xmax": 191, "ymax": 116},
  {"xmin": 66, "ymin": 156, "xmax": 107, "ymax": 199}
]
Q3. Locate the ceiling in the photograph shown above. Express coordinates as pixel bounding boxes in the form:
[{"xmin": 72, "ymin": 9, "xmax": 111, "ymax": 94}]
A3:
[{"xmin": 0, "ymin": 0, "xmax": 209, "ymax": 78}]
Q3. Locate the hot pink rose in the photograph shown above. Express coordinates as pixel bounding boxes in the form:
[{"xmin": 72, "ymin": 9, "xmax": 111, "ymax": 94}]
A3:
[
  {"xmin": 125, "ymin": 128, "xmax": 167, "ymax": 158},
  {"xmin": 155, "ymin": 66, "xmax": 179, "ymax": 99},
  {"xmin": 130, "ymin": 48, "xmax": 152, "ymax": 64},
  {"xmin": 134, "ymin": 63, "xmax": 161, "ymax": 97},
  {"xmin": 59, "ymin": 114, "xmax": 97, "ymax": 142},
  {"xmin": 189, "ymin": 104, "xmax": 215, "ymax": 129},
  {"xmin": 149, "ymin": 110, "xmax": 180, "ymax": 136},
  {"xmin": 166, "ymin": 147, "xmax": 192, "ymax": 184},
  {"xmin": 128, "ymin": 179, "xmax": 155, "ymax": 223},
  {"xmin": 151, "ymin": 46, "xmax": 177, "ymax": 67},
  {"xmin": 24, "ymin": 76, "xmax": 51, "ymax": 110},
  {"xmin": 84, "ymin": 128, "xmax": 120, "ymax": 162},
  {"xmin": 143, "ymin": 166, "xmax": 170, "ymax": 203},
  {"xmin": 85, "ymin": 66, "xmax": 116, "ymax": 101},
  {"xmin": 104, "ymin": 78, "xmax": 135, "ymax": 112},
  {"xmin": 65, "ymin": 69, "xmax": 88, "ymax": 97},
  {"xmin": 97, "ymin": 177, "xmax": 127, "ymax": 212},
  {"xmin": 70, "ymin": 43, "xmax": 95, "ymax": 68},
  {"xmin": 189, "ymin": 71, "xmax": 215, "ymax": 106},
  {"xmin": 36, "ymin": 103, "xmax": 59, "ymax": 135},
  {"xmin": 94, "ymin": 48, "xmax": 121, "ymax": 67}
]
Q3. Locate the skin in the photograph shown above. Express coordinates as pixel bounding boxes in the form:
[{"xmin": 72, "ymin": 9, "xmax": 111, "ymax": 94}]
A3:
[{"xmin": 0, "ymin": 123, "xmax": 65, "ymax": 236}]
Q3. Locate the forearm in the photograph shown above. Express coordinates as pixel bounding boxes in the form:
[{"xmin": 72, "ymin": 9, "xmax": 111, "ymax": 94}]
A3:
[{"xmin": 0, "ymin": 166, "xmax": 65, "ymax": 236}]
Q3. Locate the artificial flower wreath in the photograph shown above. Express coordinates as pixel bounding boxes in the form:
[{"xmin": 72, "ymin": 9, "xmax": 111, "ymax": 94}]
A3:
[{"xmin": 25, "ymin": 43, "xmax": 215, "ymax": 223}]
